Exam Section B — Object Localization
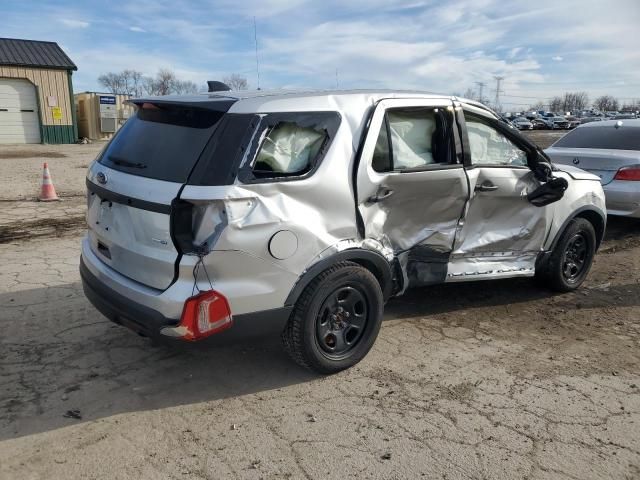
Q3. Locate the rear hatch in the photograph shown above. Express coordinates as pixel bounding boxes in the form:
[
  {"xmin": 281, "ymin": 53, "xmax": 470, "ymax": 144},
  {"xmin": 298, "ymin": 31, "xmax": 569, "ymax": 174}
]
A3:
[{"xmin": 86, "ymin": 98, "xmax": 234, "ymax": 290}]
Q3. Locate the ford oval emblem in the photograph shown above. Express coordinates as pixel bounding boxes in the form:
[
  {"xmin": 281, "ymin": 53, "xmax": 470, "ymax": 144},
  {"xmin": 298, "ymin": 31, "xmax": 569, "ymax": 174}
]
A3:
[
  {"xmin": 96, "ymin": 172, "xmax": 107, "ymax": 185},
  {"xmin": 572, "ymin": 157, "xmax": 580, "ymax": 165}
]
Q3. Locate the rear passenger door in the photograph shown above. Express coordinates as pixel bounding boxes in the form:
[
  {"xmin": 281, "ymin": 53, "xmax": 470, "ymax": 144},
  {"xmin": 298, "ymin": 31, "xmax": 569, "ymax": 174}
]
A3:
[
  {"xmin": 356, "ymin": 98, "xmax": 469, "ymax": 289},
  {"xmin": 448, "ymin": 104, "xmax": 551, "ymax": 280}
]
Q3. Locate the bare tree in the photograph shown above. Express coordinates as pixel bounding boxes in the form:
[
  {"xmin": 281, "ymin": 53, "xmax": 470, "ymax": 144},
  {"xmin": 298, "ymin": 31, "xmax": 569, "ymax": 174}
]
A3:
[
  {"xmin": 122, "ymin": 69, "xmax": 145, "ymax": 97},
  {"xmin": 99, "ymin": 69, "xmax": 203, "ymax": 96},
  {"xmin": 529, "ymin": 101, "xmax": 546, "ymax": 111},
  {"xmin": 144, "ymin": 69, "xmax": 176, "ymax": 96},
  {"xmin": 98, "ymin": 72, "xmax": 125, "ymax": 94},
  {"xmin": 549, "ymin": 96, "xmax": 563, "ymax": 113},
  {"xmin": 172, "ymin": 79, "xmax": 199, "ymax": 94},
  {"xmin": 144, "ymin": 69, "xmax": 200, "ymax": 95},
  {"xmin": 223, "ymin": 74, "xmax": 249, "ymax": 91},
  {"xmin": 593, "ymin": 95, "xmax": 619, "ymax": 112},
  {"xmin": 98, "ymin": 70, "xmax": 145, "ymax": 97}
]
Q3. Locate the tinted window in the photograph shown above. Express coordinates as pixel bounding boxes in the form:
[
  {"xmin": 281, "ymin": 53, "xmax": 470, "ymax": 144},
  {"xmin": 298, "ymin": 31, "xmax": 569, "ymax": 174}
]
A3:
[
  {"xmin": 465, "ymin": 113, "xmax": 528, "ymax": 167},
  {"xmin": 553, "ymin": 126, "xmax": 640, "ymax": 150},
  {"xmin": 372, "ymin": 107, "xmax": 455, "ymax": 172},
  {"xmin": 99, "ymin": 103, "xmax": 227, "ymax": 183}
]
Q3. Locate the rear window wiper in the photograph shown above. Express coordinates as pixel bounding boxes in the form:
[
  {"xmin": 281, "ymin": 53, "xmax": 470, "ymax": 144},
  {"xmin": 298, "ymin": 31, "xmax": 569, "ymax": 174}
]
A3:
[{"xmin": 109, "ymin": 155, "xmax": 147, "ymax": 169}]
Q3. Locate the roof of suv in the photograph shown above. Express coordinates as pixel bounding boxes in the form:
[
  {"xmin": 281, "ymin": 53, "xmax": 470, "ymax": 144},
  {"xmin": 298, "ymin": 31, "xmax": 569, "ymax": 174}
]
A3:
[{"xmin": 132, "ymin": 89, "xmax": 494, "ymax": 115}]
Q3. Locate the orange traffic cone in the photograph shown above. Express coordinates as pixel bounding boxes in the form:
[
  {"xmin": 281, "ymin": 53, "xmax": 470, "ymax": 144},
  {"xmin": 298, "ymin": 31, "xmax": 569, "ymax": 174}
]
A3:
[{"xmin": 39, "ymin": 162, "xmax": 59, "ymax": 201}]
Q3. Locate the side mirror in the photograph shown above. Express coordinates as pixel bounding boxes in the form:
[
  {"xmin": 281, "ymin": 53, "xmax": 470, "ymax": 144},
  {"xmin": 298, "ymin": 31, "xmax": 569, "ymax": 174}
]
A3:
[{"xmin": 527, "ymin": 176, "xmax": 568, "ymax": 207}]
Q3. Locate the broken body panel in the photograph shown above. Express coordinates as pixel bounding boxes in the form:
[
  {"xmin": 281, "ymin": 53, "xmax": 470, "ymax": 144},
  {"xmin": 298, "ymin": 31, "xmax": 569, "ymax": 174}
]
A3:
[{"xmin": 82, "ymin": 90, "xmax": 605, "ymax": 334}]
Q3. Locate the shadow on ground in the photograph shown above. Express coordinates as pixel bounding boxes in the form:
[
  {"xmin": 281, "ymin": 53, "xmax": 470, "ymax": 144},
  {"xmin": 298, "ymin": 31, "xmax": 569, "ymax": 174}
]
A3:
[{"xmin": 1, "ymin": 216, "xmax": 638, "ymax": 441}]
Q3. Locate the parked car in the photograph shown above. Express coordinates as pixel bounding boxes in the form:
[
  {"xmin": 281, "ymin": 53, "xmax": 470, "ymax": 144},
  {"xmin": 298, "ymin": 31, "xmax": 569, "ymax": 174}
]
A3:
[
  {"xmin": 613, "ymin": 113, "xmax": 637, "ymax": 120},
  {"xmin": 579, "ymin": 116, "xmax": 603, "ymax": 124},
  {"xmin": 512, "ymin": 116, "xmax": 534, "ymax": 130},
  {"xmin": 81, "ymin": 90, "xmax": 606, "ymax": 373},
  {"xmin": 565, "ymin": 116, "xmax": 581, "ymax": 129},
  {"xmin": 546, "ymin": 119, "xmax": 640, "ymax": 217},
  {"xmin": 531, "ymin": 118, "xmax": 548, "ymax": 130},
  {"xmin": 538, "ymin": 116, "xmax": 570, "ymax": 129}
]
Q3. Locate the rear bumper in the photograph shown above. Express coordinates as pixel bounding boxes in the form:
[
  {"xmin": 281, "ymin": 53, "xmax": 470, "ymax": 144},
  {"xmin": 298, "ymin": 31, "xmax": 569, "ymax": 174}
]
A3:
[
  {"xmin": 80, "ymin": 255, "xmax": 292, "ymax": 343},
  {"xmin": 603, "ymin": 181, "xmax": 640, "ymax": 218}
]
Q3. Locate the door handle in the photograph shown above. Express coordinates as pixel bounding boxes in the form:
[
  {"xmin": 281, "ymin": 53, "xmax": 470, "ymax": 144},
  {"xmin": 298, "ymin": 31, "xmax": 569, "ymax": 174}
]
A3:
[
  {"xmin": 475, "ymin": 183, "xmax": 499, "ymax": 192},
  {"xmin": 368, "ymin": 188, "xmax": 394, "ymax": 203}
]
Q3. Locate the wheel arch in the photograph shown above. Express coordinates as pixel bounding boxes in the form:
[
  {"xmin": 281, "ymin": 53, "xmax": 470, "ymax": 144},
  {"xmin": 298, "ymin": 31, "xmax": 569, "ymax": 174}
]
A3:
[
  {"xmin": 284, "ymin": 249, "xmax": 394, "ymax": 307},
  {"xmin": 550, "ymin": 206, "xmax": 606, "ymax": 252}
]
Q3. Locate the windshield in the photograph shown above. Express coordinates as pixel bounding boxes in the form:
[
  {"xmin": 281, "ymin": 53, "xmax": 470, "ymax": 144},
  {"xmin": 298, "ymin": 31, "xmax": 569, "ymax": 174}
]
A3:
[
  {"xmin": 98, "ymin": 103, "xmax": 229, "ymax": 183},
  {"xmin": 553, "ymin": 126, "xmax": 640, "ymax": 150}
]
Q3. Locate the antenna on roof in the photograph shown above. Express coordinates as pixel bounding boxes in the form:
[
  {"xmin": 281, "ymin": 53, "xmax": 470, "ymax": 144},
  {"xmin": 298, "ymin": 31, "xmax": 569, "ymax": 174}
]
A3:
[{"xmin": 254, "ymin": 17, "xmax": 261, "ymax": 90}]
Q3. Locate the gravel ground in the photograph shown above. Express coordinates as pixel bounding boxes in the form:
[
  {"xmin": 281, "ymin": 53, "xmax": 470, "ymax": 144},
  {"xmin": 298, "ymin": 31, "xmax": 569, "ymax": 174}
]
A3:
[
  {"xmin": 1, "ymin": 133, "xmax": 639, "ymax": 479},
  {"xmin": 1, "ymin": 226, "xmax": 639, "ymax": 479},
  {"xmin": 0, "ymin": 143, "xmax": 104, "ymax": 200}
]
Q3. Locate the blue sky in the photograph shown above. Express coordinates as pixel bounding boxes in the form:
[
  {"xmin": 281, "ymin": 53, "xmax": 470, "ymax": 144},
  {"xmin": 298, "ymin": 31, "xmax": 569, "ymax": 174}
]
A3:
[{"xmin": 3, "ymin": 0, "xmax": 640, "ymax": 109}]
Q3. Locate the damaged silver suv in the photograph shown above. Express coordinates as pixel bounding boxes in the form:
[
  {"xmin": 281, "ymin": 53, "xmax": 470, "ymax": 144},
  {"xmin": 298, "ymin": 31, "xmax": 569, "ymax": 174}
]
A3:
[{"xmin": 81, "ymin": 90, "xmax": 606, "ymax": 373}]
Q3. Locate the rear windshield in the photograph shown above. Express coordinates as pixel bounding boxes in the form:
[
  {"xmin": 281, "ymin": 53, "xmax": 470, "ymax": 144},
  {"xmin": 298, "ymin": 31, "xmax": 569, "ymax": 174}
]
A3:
[
  {"xmin": 98, "ymin": 103, "xmax": 228, "ymax": 182},
  {"xmin": 553, "ymin": 126, "xmax": 640, "ymax": 150}
]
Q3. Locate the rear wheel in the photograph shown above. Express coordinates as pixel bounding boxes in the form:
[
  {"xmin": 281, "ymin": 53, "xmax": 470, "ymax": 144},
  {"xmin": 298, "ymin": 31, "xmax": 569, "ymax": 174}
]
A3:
[
  {"xmin": 536, "ymin": 218, "xmax": 596, "ymax": 292},
  {"xmin": 282, "ymin": 262, "xmax": 383, "ymax": 374}
]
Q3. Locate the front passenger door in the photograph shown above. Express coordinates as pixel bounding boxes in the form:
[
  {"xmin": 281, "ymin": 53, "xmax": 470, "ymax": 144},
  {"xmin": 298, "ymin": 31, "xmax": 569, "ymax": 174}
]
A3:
[{"xmin": 448, "ymin": 106, "xmax": 551, "ymax": 280}]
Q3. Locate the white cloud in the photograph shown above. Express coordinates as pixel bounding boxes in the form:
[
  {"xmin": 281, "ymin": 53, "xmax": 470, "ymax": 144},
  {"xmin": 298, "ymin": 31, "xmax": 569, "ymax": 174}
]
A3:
[
  {"xmin": 508, "ymin": 47, "xmax": 522, "ymax": 59},
  {"xmin": 552, "ymin": 56, "xmax": 563, "ymax": 62},
  {"xmin": 59, "ymin": 18, "xmax": 90, "ymax": 29},
  {"xmin": 129, "ymin": 26, "xmax": 146, "ymax": 33}
]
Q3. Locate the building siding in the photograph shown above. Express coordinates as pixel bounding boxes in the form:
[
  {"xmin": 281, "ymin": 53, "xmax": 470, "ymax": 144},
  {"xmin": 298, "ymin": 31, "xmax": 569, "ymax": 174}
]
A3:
[{"xmin": 0, "ymin": 65, "xmax": 75, "ymax": 143}]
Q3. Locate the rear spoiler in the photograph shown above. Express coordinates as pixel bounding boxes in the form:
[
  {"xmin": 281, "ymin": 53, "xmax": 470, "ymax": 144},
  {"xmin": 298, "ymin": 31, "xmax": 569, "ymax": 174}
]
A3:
[{"xmin": 127, "ymin": 97, "xmax": 237, "ymax": 112}]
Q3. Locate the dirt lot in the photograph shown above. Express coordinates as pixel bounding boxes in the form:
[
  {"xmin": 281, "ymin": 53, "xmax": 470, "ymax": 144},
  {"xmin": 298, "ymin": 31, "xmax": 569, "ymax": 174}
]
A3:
[
  {"xmin": 0, "ymin": 143, "xmax": 104, "ymax": 201},
  {"xmin": 1, "ymin": 135, "xmax": 639, "ymax": 479}
]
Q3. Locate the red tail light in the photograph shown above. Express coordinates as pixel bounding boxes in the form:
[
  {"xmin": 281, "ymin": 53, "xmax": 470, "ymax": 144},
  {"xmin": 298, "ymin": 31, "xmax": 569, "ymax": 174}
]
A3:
[
  {"xmin": 614, "ymin": 166, "xmax": 640, "ymax": 181},
  {"xmin": 162, "ymin": 290, "xmax": 233, "ymax": 341}
]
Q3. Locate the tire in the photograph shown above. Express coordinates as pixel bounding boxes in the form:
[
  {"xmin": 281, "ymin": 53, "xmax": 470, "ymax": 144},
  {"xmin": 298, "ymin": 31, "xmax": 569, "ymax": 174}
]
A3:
[
  {"xmin": 536, "ymin": 218, "xmax": 596, "ymax": 292},
  {"xmin": 282, "ymin": 261, "xmax": 384, "ymax": 374}
]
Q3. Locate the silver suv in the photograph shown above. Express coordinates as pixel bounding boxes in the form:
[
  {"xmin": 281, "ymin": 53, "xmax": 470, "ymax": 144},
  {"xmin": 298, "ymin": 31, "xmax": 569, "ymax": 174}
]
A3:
[{"xmin": 81, "ymin": 90, "xmax": 606, "ymax": 373}]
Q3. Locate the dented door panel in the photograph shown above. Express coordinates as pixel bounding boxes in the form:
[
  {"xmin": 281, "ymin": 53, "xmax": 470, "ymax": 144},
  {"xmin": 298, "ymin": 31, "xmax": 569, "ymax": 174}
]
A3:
[
  {"xmin": 448, "ymin": 106, "xmax": 550, "ymax": 280},
  {"xmin": 356, "ymin": 98, "xmax": 468, "ymax": 290}
]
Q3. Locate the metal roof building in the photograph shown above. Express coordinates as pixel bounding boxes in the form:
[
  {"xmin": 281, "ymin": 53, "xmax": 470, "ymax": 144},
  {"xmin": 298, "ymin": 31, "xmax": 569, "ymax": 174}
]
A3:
[{"xmin": 0, "ymin": 38, "xmax": 78, "ymax": 144}]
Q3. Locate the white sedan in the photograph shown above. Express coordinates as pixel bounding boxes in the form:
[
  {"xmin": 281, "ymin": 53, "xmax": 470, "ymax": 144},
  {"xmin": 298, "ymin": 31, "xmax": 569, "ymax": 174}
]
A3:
[{"xmin": 546, "ymin": 119, "xmax": 640, "ymax": 217}]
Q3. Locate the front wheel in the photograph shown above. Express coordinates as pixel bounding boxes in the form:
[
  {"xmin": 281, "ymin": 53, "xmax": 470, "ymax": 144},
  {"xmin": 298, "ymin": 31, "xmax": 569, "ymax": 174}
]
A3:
[
  {"xmin": 536, "ymin": 218, "xmax": 596, "ymax": 292},
  {"xmin": 282, "ymin": 262, "xmax": 384, "ymax": 374}
]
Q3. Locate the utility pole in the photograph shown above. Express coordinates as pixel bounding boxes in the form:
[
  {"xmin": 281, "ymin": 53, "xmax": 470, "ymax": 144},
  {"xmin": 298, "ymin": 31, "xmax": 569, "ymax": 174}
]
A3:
[
  {"xmin": 253, "ymin": 17, "xmax": 261, "ymax": 90},
  {"xmin": 335, "ymin": 68, "xmax": 339, "ymax": 89},
  {"xmin": 475, "ymin": 81, "xmax": 486, "ymax": 103},
  {"xmin": 493, "ymin": 76, "xmax": 504, "ymax": 112}
]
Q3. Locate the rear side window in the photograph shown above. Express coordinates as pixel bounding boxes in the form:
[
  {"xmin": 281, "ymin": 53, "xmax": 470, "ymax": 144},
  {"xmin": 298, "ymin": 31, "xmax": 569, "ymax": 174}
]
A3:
[
  {"xmin": 98, "ymin": 102, "xmax": 229, "ymax": 183},
  {"xmin": 253, "ymin": 122, "xmax": 326, "ymax": 176},
  {"xmin": 553, "ymin": 126, "xmax": 640, "ymax": 150},
  {"xmin": 372, "ymin": 107, "xmax": 455, "ymax": 172},
  {"xmin": 238, "ymin": 111, "xmax": 341, "ymax": 182}
]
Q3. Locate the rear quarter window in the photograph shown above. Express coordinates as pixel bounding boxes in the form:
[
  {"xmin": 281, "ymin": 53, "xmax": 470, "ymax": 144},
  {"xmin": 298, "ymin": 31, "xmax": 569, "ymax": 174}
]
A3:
[
  {"xmin": 237, "ymin": 111, "xmax": 341, "ymax": 183},
  {"xmin": 553, "ymin": 126, "xmax": 640, "ymax": 150}
]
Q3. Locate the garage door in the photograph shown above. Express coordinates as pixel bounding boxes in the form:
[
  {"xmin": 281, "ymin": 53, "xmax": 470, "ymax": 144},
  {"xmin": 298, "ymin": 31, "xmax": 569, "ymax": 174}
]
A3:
[{"xmin": 0, "ymin": 79, "xmax": 41, "ymax": 144}]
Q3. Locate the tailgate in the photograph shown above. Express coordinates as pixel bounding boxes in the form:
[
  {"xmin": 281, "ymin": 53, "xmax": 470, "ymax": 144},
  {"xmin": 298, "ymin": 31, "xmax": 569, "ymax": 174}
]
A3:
[{"xmin": 86, "ymin": 171, "xmax": 181, "ymax": 290}]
